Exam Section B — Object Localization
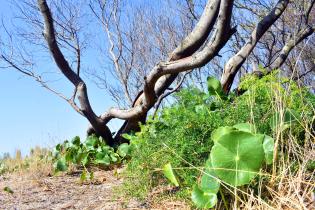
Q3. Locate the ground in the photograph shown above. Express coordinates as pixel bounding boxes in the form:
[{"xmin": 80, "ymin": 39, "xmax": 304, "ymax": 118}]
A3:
[
  {"xmin": 0, "ymin": 169, "xmax": 142, "ymax": 210},
  {"xmin": 0, "ymin": 168, "xmax": 189, "ymax": 210}
]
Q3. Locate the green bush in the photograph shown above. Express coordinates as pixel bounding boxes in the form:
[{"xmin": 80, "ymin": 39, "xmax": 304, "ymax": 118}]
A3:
[
  {"xmin": 121, "ymin": 72, "xmax": 315, "ymax": 201},
  {"xmin": 53, "ymin": 135, "xmax": 130, "ymax": 181}
]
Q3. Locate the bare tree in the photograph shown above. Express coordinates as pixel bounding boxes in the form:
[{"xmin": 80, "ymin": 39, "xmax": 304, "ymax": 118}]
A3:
[{"xmin": 2, "ymin": 0, "xmax": 313, "ymax": 145}]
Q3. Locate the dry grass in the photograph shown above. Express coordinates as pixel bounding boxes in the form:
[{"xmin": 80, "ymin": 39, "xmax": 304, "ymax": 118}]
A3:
[
  {"xmin": 212, "ymin": 82, "xmax": 315, "ymax": 210},
  {"xmin": 0, "ymin": 147, "xmax": 53, "ymax": 178}
]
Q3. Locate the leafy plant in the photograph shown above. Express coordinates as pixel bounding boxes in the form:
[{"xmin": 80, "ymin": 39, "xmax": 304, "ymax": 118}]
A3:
[
  {"xmin": 121, "ymin": 73, "xmax": 314, "ymax": 202},
  {"xmin": 191, "ymin": 123, "xmax": 274, "ymax": 208},
  {"xmin": 53, "ymin": 135, "xmax": 130, "ymax": 181}
]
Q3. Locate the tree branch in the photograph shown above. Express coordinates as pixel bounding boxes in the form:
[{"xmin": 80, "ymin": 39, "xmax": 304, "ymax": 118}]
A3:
[
  {"xmin": 37, "ymin": 0, "xmax": 114, "ymax": 144},
  {"xmin": 100, "ymin": 0, "xmax": 235, "ymax": 121},
  {"xmin": 220, "ymin": 0, "xmax": 289, "ymax": 93},
  {"xmin": 108, "ymin": 0, "xmax": 234, "ymax": 140},
  {"xmin": 153, "ymin": 70, "xmax": 192, "ymax": 118},
  {"xmin": 269, "ymin": 25, "xmax": 314, "ymax": 71}
]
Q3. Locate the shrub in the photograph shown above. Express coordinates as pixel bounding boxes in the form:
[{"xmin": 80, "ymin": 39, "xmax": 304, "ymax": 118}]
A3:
[{"xmin": 121, "ymin": 72, "xmax": 315, "ymax": 203}]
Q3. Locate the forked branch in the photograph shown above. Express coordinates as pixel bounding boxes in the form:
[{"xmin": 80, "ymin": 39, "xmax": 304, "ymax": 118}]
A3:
[{"xmin": 220, "ymin": 0, "xmax": 289, "ymax": 93}]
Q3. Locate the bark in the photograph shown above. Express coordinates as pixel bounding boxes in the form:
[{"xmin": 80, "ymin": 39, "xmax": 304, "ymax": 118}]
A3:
[
  {"xmin": 170, "ymin": 0, "xmax": 221, "ymax": 60},
  {"xmin": 220, "ymin": 0, "xmax": 289, "ymax": 94}
]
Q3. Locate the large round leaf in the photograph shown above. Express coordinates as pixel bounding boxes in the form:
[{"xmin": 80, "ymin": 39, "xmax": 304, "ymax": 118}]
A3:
[
  {"xmin": 211, "ymin": 126, "xmax": 235, "ymax": 143},
  {"xmin": 85, "ymin": 136, "xmax": 98, "ymax": 150},
  {"xmin": 233, "ymin": 123, "xmax": 255, "ymax": 133},
  {"xmin": 54, "ymin": 158, "xmax": 68, "ymax": 172},
  {"xmin": 191, "ymin": 185, "xmax": 217, "ymax": 209},
  {"xmin": 71, "ymin": 136, "xmax": 81, "ymax": 146},
  {"xmin": 210, "ymin": 131, "xmax": 264, "ymax": 186},
  {"xmin": 95, "ymin": 152, "xmax": 111, "ymax": 165},
  {"xmin": 200, "ymin": 160, "xmax": 220, "ymax": 193}
]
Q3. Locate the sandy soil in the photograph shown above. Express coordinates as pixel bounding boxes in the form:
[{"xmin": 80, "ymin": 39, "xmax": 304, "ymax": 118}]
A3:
[{"xmin": 0, "ymin": 169, "xmax": 142, "ymax": 210}]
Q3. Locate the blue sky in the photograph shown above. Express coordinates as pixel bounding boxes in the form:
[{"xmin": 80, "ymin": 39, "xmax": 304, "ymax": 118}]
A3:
[
  {"xmin": 0, "ymin": 1, "xmax": 123, "ymax": 156},
  {"xmin": 0, "ymin": 0, "xmax": 200, "ymax": 156}
]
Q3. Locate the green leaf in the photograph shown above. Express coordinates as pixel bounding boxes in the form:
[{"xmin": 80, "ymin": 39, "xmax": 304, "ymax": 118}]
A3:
[
  {"xmin": 65, "ymin": 151, "xmax": 75, "ymax": 163},
  {"xmin": 81, "ymin": 153, "xmax": 89, "ymax": 166},
  {"xmin": 117, "ymin": 143, "xmax": 130, "ymax": 158},
  {"xmin": 233, "ymin": 123, "xmax": 255, "ymax": 133},
  {"xmin": 200, "ymin": 160, "xmax": 220, "ymax": 193},
  {"xmin": 110, "ymin": 153, "xmax": 119, "ymax": 163},
  {"xmin": 253, "ymin": 134, "xmax": 266, "ymax": 144},
  {"xmin": 55, "ymin": 143, "xmax": 62, "ymax": 152},
  {"xmin": 121, "ymin": 133, "xmax": 133, "ymax": 141},
  {"xmin": 96, "ymin": 146, "xmax": 103, "ymax": 152},
  {"xmin": 3, "ymin": 186, "xmax": 14, "ymax": 194},
  {"xmin": 54, "ymin": 158, "xmax": 68, "ymax": 172},
  {"xmin": 191, "ymin": 185, "xmax": 217, "ymax": 209},
  {"xmin": 95, "ymin": 154, "xmax": 111, "ymax": 166},
  {"xmin": 98, "ymin": 146, "xmax": 110, "ymax": 154},
  {"xmin": 95, "ymin": 151, "xmax": 105, "ymax": 160},
  {"xmin": 211, "ymin": 126, "xmax": 235, "ymax": 143},
  {"xmin": 80, "ymin": 169, "xmax": 87, "ymax": 182},
  {"xmin": 63, "ymin": 140, "xmax": 71, "ymax": 150},
  {"xmin": 71, "ymin": 136, "xmax": 81, "ymax": 146},
  {"xmin": 207, "ymin": 76, "xmax": 222, "ymax": 96},
  {"xmin": 162, "ymin": 163, "xmax": 179, "ymax": 187},
  {"xmin": 210, "ymin": 131, "xmax": 264, "ymax": 186},
  {"xmin": 262, "ymin": 135, "xmax": 274, "ymax": 165},
  {"xmin": 85, "ymin": 135, "xmax": 98, "ymax": 150},
  {"xmin": 195, "ymin": 105, "xmax": 208, "ymax": 114}
]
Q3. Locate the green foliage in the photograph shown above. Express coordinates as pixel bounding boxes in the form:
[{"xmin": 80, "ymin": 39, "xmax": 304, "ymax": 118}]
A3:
[
  {"xmin": 207, "ymin": 76, "xmax": 225, "ymax": 99},
  {"xmin": 162, "ymin": 163, "xmax": 179, "ymax": 187},
  {"xmin": 262, "ymin": 135, "xmax": 275, "ymax": 165},
  {"xmin": 121, "ymin": 73, "xmax": 314, "ymax": 202},
  {"xmin": 54, "ymin": 158, "xmax": 68, "ymax": 172},
  {"xmin": 53, "ymin": 135, "xmax": 130, "ymax": 181},
  {"xmin": 210, "ymin": 130, "xmax": 265, "ymax": 186},
  {"xmin": 191, "ymin": 185, "xmax": 217, "ymax": 209},
  {"xmin": 200, "ymin": 160, "xmax": 220, "ymax": 193},
  {"xmin": 192, "ymin": 123, "xmax": 273, "ymax": 208}
]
